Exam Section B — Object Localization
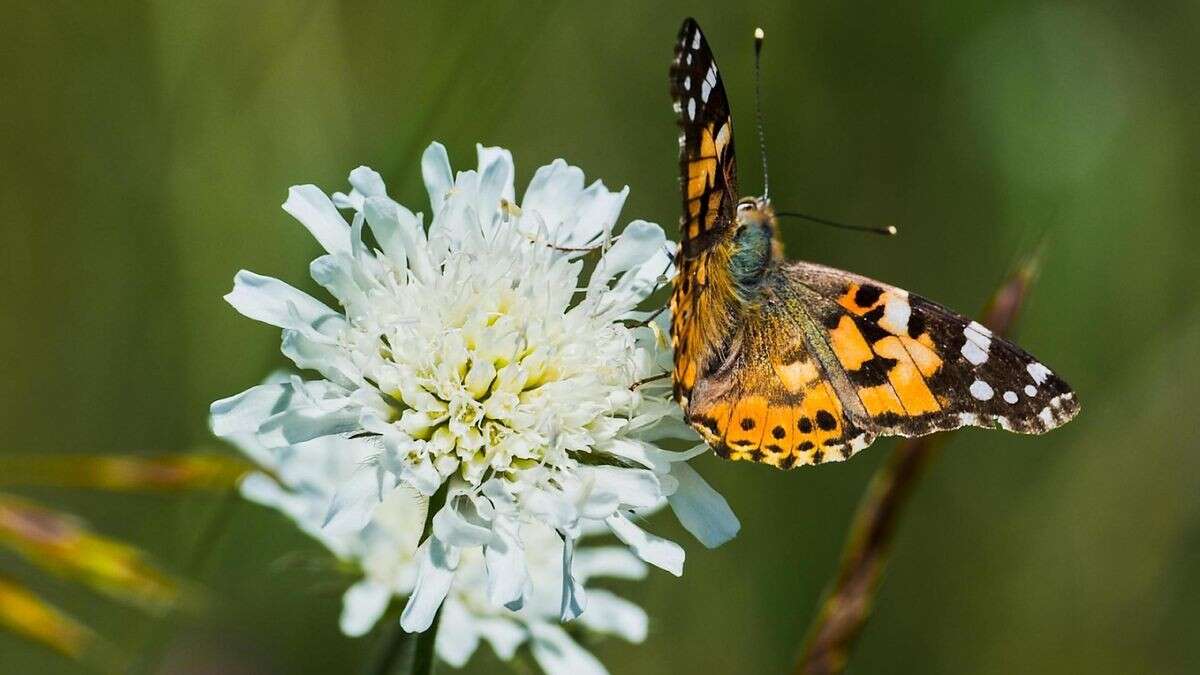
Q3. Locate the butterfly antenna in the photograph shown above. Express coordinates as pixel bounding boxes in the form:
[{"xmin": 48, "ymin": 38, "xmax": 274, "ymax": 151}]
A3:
[
  {"xmin": 754, "ymin": 27, "xmax": 770, "ymax": 202},
  {"xmin": 776, "ymin": 210, "xmax": 898, "ymax": 236}
]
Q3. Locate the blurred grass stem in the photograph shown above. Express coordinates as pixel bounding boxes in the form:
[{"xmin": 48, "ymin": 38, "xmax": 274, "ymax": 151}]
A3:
[{"xmin": 796, "ymin": 253, "xmax": 1040, "ymax": 674}]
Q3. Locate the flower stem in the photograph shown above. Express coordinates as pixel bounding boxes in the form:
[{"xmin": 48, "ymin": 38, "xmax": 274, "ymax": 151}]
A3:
[
  {"xmin": 365, "ymin": 482, "xmax": 448, "ymax": 675},
  {"xmin": 795, "ymin": 252, "xmax": 1041, "ymax": 674}
]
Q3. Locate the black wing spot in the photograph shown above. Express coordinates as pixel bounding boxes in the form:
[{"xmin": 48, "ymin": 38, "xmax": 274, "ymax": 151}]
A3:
[
  {"xmin": 815, "ymin": 410, "xmax": 837, "ymax": 431},
  {"xmin": 907, "ymin": 310, "xmax": 926, "ymax": 338},
  {"xmin": 797, "ymin": 417, "xmax": 813, "ymax": 433},
  {"xmin": 740, "ymin": 417, "xmax": 756, "ymax": 431},
  {"xmin": 771, "ymin": 425, "xmax": 786, "ymax": 439},
  {"xmin": 797, "ymin": 441, "xmax": 815, "ymax": 451},
  {"xmin": 854, "ymin": 284, "xmax": 884, "ymax": 308}
]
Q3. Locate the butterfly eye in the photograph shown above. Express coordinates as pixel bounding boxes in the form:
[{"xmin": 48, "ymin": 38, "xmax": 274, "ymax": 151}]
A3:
[{"xmin": 736, "ymin": 201, "xmax": 755, "ymax": 213}]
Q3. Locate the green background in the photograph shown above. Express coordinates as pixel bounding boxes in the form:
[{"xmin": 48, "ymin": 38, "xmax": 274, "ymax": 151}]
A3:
[{"xmin": 3, "ymin": 1, "xmax": 1198, "ymax": 673}]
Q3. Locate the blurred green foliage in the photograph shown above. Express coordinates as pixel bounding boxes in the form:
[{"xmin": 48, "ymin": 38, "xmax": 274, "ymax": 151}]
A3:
[{"xmin": 2, "ymin": 1, "xmax": 1198, "ymax": 673}]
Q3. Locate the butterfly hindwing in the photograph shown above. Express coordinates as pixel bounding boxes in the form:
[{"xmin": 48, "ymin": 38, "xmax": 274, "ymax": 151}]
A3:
[{"xmin": 685, "ymin": 277, "xmax": 878, "ymax": 468}]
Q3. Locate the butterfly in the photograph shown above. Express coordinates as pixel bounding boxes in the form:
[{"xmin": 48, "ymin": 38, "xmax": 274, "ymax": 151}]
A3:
[{"xmin": 668, "ymin": 18, "xmax": 1079, "ymax": 468}]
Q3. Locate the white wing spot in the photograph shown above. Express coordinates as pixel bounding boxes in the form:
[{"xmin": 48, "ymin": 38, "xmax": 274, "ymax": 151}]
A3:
[
  {"xmin": 686, "ymin": 53, "xmax": 692, "ymax": 65},
  {"xmin": 1003, "ymin": 390, "xmax": 1019, "ymax": 404},
  {"xmin": 684, "ymin": 76, "xmax": 691, "ymax": 90},
  {"xmin": 969, "ymin": 380, "xmax": 994, "ymax": 401},
  {"xmin": 701, "ymin": 79, "xmax": 713, "ymax": 102},
  {"xmin": 961, "ymin": 340, "xmax": 987, "ymax": 366},
  {"xmin": 1038, "ymin": 407, "xmax": 1055, "ymax": 426},
  {"xmin": 692, "ymin": 32, "xmax": 701, "ymax": 49},
  {"xmin": 1024, "ymin": 384, "xmax": 1037, "ymax": 397},
  {"xmin": 687, "ymin": 98, "xmax": 696, "ymax": 120},
  {"xmin": 961, "ymin": 324, "xmax": 991, "ymax": 365},
  {"xmin": 1027, "ymin": 362, "xmax": 1052, "ymax": 384},
  {"xmin": 880, "ymin": 297, "xmax": 911, "ymax": 335},
  {"xmin": 967, "ymin": 320, "xmax": 992, "ymax": 337}
]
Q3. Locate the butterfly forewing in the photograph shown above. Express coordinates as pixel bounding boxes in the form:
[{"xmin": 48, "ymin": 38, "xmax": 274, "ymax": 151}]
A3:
[{"xmin": 669, "ymin": 18, "xmax": 740, "ymax": 406}]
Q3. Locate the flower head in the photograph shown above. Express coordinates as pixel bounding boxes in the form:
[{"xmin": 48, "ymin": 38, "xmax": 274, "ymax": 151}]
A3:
[{"xmin": 211, "ymin": 143, "xmax": 739, "ymax": 636}]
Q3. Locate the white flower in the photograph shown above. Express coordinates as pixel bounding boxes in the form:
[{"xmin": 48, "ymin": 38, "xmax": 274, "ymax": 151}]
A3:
[
  {"xmin": 236, "ymin": 428, "xmax": 648, "ymax": 673},
  {"xmin": 211, "ymin": 142, "xmax": 739, "ymax": 638}
]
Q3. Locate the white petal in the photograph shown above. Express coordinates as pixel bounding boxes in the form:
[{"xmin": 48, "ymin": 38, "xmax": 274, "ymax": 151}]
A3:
[
  {"xmin": 309, "ymin": 254, "xmax": 368, "ymax": 311},
  {"xmin": 348, "ymin": 166, "xmax": 386, "ymax": 200},
  {"xmin": 432, "ymin": 493, "xmax": 493, "ymax": 548},
  {"xmin": 559, "ymin": 534, "xmax": 586, "ymax": 621},
  {"xmin": 422, "ymin": 142, "xmax": 454, "ymax": 210},
  {"xmin": 588, "ymin": 467, "xmax": 663, "ymax": 510},
  {"xmin": 474, "ymin": 617, "xmax": 527, "ymax": 661},
  {"xmin": 323, "ymin": 463, "xmax": 386, "ymax": 534},
  {"xmin": 224, "ymin": 270, "xmax": 344, "ymax": 338},
  {"xmin": 529, "ymin": 623, "xmax": 608, "ymax": 675},
  {"xmin": 605, "ymin": 513, "xmax": 684, "ymax": 576},
  {"xmin": 666, "ymin": 461, "xmax": 740, "ymax": 548},
  {"xmin": 210, "ymin": 382, "xmax": 292, "ymax": 437},
  {"xmin": 576, "ymin": 589, "xmax": 648, "ymax": 643},
  {"xmin": 399, "ymin": 537, "xmax": 459, "ymax": 632},
  {"xmin": 364, "ymin": 196, "xmax": 430, "ymax": 281},
  {"xmin": 339, "ymin": 580, "xmax": 393, "ymax": 637},
  {"xmin": 283, "ymin": 185, "xmax": 352, "ymax": 256},
  {"xmin": 475, "ymin": 143, "xmax": 516, "ymax": 218},
  {"xmin": 522, "ymin": 159, "xmax": 585, "ymax": 241},
  {"xmin": 280, "ymin": 330, "xmax": 359, "ymax": 387},
  {"xmin": 432, "ymin": 601, "xmax": 480, "ymax": 667},
  {"xmin": 570, "ymin": 546, "xmax": 648, "ymax": 582},
  {"xmin": 484, "ymin": 516, "xmax": 529, "ymax": 610},
  {"xmin": 255, "ymin": 413, "xmax": 359, "ymax": 450},
  {"xmin": 590, "ymin": 220, "xmax": 666, "ymax": 289}
]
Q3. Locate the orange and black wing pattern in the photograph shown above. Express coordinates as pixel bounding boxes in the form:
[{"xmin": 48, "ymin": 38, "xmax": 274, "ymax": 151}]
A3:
[
  {"xmin": 685, "ymin": 262, "xmax": 1080, "ymax": 468},
  {"xmin": 669, "ymin": 18, "xmax": 740, "ymax": 406},
  {"xmin": 670, "ymin": 17, "xmax": 738, "ymax": 255}
]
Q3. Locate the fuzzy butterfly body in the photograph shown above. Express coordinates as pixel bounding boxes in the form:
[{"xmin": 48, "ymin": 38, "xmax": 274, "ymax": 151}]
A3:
[{"xmin": 668, "ymin": 18, "xmax": 1079, "ymax": 468}]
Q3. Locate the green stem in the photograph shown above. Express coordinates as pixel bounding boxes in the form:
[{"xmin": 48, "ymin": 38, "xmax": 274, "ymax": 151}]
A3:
[{"xmin": 364, "ymin": 482, "xmax": 448, "ymax": 675}]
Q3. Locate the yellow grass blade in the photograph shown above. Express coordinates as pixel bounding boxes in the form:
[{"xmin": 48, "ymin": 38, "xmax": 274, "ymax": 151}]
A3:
[
  {"xmin": 0, "ymin": 452, "xmax": 251, "ymax": 491},
  {"xmin": 0, "ymin": 493, "xmax": 181, "ymax": 613}
]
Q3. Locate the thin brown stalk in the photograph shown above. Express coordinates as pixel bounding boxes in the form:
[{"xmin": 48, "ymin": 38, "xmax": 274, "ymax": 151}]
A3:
[{"xmin": 796, "ymin": 254, "xmax": 1041, "ymax": 675}]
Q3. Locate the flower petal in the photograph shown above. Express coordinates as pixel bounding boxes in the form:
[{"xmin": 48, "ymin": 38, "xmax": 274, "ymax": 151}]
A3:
[
  {"xmin": 210, "ymin": 382, "xmax": 293, "ymax": 437},
  {"xmin": 559, "ymin": 534, "xmax": 586, "ymax": 621},
  {"xmin": 339, "ymin": 579, "xmax": 393, "ymax": 637},
  {"xmin": 400, "ymin": 537, "xmax": 459, "ymax": 632},
  {"xmin": 224, "ymin": 270, "xmax": 344, "ymax": 338},
  {"xmin": 283, "ymin": 184, "xmax": 353, "ymax": 256},
  {"xmin": 433, "ymin": 600, "xmax": 480, "ymax": 667},
  {"xmin": 570, "ymin": 546, "xmax": 647, "ymax": 582},
  {"xmin": 422, "ymin": 142, "xmax": 454, "ymax": 211},
  {"xmin": 432, "ymin": 492, "xmax": 494, "ymax": 548},
  {"xmin": 576, "ymin": 589, "xmax": 648, "ymax": 643},
  {"xmin": 605, "ymin": 513, "xmax": 684, "ymax": 576},
  {"xmin": 590, "ymin": 220, "xmax": 666, "ymax": 290},
  {"xmin": 529, "ymin": 623, "xmax": 607, "ymax": 675},
  {"xmin": 666, "ymin": 461, "xmax": 741, "ymax": 549},
  {"xmin": 484, "ymin": 516, "xmax": 529, "ymax": 610},
  {"xmin": 323, "ymin": 463, "xmax": 386, "ymax": 534}
]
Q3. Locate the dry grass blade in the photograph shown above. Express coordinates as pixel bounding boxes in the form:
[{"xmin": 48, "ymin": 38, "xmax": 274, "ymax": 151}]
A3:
[
  {"xmin": 0, "ymin": 575, "xmax": 125, "ymax": 671},
  {"xmin": 0, "ymin": 493, "xmax": 183, "ymax": 614},
  {"xmin": 0, "ymin": 452, "xmax": 251, "ymax": 491},
  {"xmin": 796, "ymin": 253, "xmax": 1041, "ymax": 674}
]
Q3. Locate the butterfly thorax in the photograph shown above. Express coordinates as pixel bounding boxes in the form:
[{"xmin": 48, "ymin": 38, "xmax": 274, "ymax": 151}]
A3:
[{"xmin": 728, "ymin": 198, "xmax": 780, "ymax": 292}]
